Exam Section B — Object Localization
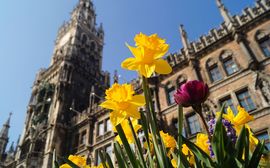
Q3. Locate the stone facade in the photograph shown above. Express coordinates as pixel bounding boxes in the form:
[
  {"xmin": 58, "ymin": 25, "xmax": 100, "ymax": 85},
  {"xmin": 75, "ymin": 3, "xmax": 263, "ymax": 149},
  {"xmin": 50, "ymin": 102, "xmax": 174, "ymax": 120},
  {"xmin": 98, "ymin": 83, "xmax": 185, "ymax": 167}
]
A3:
[{"xmin": 1, "ymin": 0, "xmax": 270, "ymax": 167}]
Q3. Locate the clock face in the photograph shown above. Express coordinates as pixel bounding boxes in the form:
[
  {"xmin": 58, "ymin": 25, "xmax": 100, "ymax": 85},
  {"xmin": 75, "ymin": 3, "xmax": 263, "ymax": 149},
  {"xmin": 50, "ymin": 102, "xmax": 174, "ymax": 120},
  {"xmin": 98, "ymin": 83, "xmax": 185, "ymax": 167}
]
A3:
[{"xmin": 59, "ymin": 33, "xmax": 71, "ymax": 47}]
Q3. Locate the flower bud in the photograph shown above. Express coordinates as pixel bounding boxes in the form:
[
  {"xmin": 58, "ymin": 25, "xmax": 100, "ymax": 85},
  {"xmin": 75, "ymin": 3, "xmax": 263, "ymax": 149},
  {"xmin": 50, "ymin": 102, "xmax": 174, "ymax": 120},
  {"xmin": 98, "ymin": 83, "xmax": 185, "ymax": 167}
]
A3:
[{"xmin": 174, "ymin": 80, "xmax": 209, "ymax": 107}]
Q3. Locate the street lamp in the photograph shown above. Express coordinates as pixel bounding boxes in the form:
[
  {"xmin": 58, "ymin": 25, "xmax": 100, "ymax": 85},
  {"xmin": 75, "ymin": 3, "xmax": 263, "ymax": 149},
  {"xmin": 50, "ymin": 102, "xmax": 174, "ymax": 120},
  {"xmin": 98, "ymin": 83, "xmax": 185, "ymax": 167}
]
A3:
[{"xmin": 69, "ymin": 107, "xmax": 81, "ymax": 115}]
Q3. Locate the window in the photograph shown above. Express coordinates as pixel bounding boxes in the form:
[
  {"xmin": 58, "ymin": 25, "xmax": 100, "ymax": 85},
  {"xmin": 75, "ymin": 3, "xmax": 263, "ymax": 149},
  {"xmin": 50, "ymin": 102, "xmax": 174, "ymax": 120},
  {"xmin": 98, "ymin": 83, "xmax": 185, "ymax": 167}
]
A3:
[
  {"xmin": 105, "ymin": 118, "xmax": 112, "ymax": 132},
  {"xmin": 187, "ymin": 114, "xmax": 201, "ymax": 135},
  {"xmin": 259, "ymin": 37, "xmax": 270, "ymax": 57},
  {"xmin": 257, "ymin": 132, "xmax": 270, "ymax": 150},
  {"xmin": 166, "ymin": 86, "xmax": 175, "ymax": 105},
  {"xmin": 80, "ymin": 131, "xmax": 87, "ymax": 145},
  {"xmin": 209, "ymin": 65, "xmax": 223, "ymax": 82},
  {"xmin": 105, "ymin": 144, "xmax": 113, "ymax": 158},
  {"xmin": 223, "ymin": 58, "xmax": 238, "ymax": 75},
  {"xmin": 236, "ymin": 89, "xmax": 256, "ymax": 112},
  {"xmin": 220, "ymin": 97, "xmax": 237, "ymax": 115},
  {"xmin": 98, "ymin": 122, "xmax": 104, "ymax": 136}
]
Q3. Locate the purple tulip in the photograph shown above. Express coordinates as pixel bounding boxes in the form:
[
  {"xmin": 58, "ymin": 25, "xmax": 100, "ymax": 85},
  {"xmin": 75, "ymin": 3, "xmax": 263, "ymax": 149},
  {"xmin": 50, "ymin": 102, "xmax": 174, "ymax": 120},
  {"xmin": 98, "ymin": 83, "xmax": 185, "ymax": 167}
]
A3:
[{"xmin": 174, "ymin": 80, "xmax": 209, "ymax": 107}]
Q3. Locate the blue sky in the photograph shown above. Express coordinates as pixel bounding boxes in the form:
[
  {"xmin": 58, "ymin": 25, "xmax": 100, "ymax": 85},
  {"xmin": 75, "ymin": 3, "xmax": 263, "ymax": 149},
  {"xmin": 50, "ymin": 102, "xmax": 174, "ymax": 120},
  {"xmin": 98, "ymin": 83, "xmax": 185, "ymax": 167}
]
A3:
[{"xmin": 0, "ymin": 0, "xmax": 254, "ymax": 149}]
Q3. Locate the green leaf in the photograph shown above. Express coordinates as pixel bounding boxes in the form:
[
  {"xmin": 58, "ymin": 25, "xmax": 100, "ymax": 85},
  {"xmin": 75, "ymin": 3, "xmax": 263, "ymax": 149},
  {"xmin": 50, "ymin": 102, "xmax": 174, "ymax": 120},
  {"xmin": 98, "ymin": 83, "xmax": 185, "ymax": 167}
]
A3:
[
  {"xmin": 115, "ymin": 124, "xmax": 138, "ymax": 168},
  {"xmin": 99, "ymin": 150, "xmax": 108, "ymax": 168},
  {"xmin": 114, "ymin": 142, "xmax": 128, "ymax": 168},
  {"xmin": 235, "ymin": 125, "xmax": 246, "ymax": 162},
  {"xmin": 105, "ymin": 153, "xmax": 114, "ymax": 168},
  {"xmin": 211, "ymin": 104, "xmax": 226, "ymax": 165},
  {"xmin": 127, "ymin": 118, "xmax": 147, "ymax": 168},
  {"xmin": 182, "ymin": 136, "xmax": 215, "ymax": 167},
  {"xmin": 61, "ymin": 157, "xmax": 80, "ymax": 168},
  {"xmin": 248, "ymin": 141, "xmax": 265, "ymax": 168},
  {"xmin": 244, "ymin": 128, "xmax": 250, "ymax": 167}
]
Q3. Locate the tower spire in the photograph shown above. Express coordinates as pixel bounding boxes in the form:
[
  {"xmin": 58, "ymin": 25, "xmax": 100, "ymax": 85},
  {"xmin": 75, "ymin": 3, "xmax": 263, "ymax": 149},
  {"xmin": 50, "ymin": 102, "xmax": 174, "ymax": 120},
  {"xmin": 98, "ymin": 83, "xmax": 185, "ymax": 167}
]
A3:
[
  {"xmin": 0, "ymin": 113, "xmax": 12, "ymax": 159},
  {"xmin": 179, "ymin": 24, "xmax": 190, "ymax": 54},
  {"xmin": 0, "ymin": 112, "xmax": 12, "ymax": 139},
  {"xmin": 216, "ymin": 0, "xmax": 233, "ymax": 26}
]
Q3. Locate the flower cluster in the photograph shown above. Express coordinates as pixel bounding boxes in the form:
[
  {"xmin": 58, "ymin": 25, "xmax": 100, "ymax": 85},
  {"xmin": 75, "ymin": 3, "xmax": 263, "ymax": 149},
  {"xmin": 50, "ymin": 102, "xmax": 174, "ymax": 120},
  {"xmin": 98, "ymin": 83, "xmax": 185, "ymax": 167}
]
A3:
[{"xmin": 208, "ymin": 118, "xmax": 237, "ymax": 157}]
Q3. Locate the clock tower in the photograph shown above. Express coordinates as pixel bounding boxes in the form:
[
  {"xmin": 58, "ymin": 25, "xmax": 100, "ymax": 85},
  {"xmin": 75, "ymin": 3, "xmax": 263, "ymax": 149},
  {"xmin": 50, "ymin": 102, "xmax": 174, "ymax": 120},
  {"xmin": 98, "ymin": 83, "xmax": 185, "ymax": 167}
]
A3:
[{"xmin": 15, "ymin": 0, "xmax": 110, "ymax": 167}]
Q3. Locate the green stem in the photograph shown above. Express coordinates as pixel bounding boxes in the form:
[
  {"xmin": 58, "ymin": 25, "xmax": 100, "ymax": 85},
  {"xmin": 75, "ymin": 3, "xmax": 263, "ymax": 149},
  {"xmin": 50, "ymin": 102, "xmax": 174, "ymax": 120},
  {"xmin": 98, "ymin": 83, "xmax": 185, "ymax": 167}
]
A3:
[
  {"xmin": 177, "ymin": 104, "xmax": 183, "ymax": 167},
  {"xmin": 193, "ymin": 105, "xmax": 211, "ymax": 140}
]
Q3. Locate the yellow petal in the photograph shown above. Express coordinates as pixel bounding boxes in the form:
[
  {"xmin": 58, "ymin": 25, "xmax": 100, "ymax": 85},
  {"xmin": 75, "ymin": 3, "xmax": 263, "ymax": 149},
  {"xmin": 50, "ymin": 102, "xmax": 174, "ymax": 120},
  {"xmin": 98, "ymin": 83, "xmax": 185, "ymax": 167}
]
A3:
[
  {"xmin": 99, "ymin": 100, "xmax": 117, "ymax": 110},
  {"xmin": 154, "ymin": 59, "xmax": 172, "ymax": 75},
  {"xmin": 171, "ymin": 158, "xmax": 177, "ymax": 168},
  {"xmin": 126, "ymin": 104, "xmax": 141, "ymax": 119},
  {"xmin": 126, "ymin": 43, "xmax": 142, "ymax": 59},
  {"xmin": 110, "ymin": 110, "xmax": 126, "ymax": 127},
  {"xmin": 130, "ymin": 95, "xmax": 145, "ymax": 106},
  {"xmin": 139, "ymin": 64, "xmax": 155, "ymax": 78},
  {"xmin": 153, "ymin": 44, "xmax": 169, "ymax": 59},
  {"xmin": 121, "ymin": 57, "xmax": 139, "ymax": 70},
  {"xmin": 234, "ymin": 106, "xmax": 254, "ymax": 125},
  {"xmin": 59, "ymin": 164, "xmax": 71, "ymax": 168}
]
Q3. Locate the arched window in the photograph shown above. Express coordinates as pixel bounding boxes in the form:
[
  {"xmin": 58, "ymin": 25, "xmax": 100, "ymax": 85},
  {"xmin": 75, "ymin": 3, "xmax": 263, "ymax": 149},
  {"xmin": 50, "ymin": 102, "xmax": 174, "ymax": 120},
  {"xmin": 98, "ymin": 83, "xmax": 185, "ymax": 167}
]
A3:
[
  {"xmin": 206, "ymin": 58, "xmax": 223, "ymax": 82},
  {"xmin": 220, "ymin": 50, "xmax": 239, "ymax": 76},
  {"xmin": 256, "ymin": 30, "xmax": 270, "ymax": 57}
]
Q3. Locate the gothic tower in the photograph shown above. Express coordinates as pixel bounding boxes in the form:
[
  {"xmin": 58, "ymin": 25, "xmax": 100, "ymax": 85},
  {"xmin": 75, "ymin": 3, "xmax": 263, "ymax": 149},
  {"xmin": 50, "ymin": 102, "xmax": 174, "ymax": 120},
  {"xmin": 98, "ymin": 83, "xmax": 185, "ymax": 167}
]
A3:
[{"xmin": 15, "ymin": 0, "xmax": 110, "ymax": 167}]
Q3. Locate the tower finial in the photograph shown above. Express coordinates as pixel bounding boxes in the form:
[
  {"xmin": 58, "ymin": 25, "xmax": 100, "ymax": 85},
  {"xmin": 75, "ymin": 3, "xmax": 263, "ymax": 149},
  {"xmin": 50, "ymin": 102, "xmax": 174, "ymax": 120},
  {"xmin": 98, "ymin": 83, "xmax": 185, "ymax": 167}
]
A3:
[
  {"xmin": 113, "ymin": 70, "xmax": 119, "ymax": 83},
  {"xmin": 215, "ymin": 0, "xmax": 233, "ymax": 26},
  {"xmin": 179, "ymin": 24, "xmax": 190, "ymax": 54}
]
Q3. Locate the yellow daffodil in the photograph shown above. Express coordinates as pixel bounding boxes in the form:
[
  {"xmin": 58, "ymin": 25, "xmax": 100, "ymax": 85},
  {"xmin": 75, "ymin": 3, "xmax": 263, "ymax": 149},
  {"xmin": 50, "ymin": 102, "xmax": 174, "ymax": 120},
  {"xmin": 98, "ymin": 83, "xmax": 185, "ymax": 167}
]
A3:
[
  {"xmin": 171, "ymin": 158, "xmax": 177, "ymax": 168},
  {"xmin": 100, "ymin": 83, "xmax": 145, "ymax": 126},
  {"xmin": 114, "ymin": 119, "xmax": 142, "ymax": 144},
  {"xmin": 217, "ymin": 106, "xmax": 259, "ymax": 150},
  {"xmin": 217, "ymin": 106, "xmax": 254, "ymax": 133},
  {"xmin": 160, "ymin": 131, "xmax": 177, "ymax": 150},
  {"xmin": 171, "ymin": 144, "xmax": 195, "ymax": 167},
  {"xmin": 195, "ymin": 133, "xmax": 210, "ymax": 155},
  {"xmin": 144, "ymin": 132, "xmax": 176, "ymax": 156},
  {"xmin": 60, "ymin": 155, "xmax": 88, "ymax": 168},
  {"xmin": 121, "ymin": 33, "xmax": 172, "ymax": 78},
  {"xmin": 160, "ymin": 131, "xmax": 177, "ymax": 156},
  {"xmin": 182, "ymin": 144, "xmax": 195, "ymax": 165}
]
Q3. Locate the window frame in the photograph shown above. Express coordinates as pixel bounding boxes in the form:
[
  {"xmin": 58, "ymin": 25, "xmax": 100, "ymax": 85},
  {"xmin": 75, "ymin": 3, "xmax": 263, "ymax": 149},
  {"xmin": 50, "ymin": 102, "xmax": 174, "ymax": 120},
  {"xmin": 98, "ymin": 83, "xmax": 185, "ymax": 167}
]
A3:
[
  {"xmin": 165, "ymin": 83, "xmax": 176, "ymax": 106},
  {"xmin": 105, "ymin": 118, "xmax": 112, "ymax": 133},
  {"xmin": 236, "ymin": 88, "xmax": 256, "ymax": 112},
  {"xmin": 256, "ymin": 130, "xmax": 270, "ymax": 150},
  {"xmin": 97, "ymin": 121, "xmax": 104, "ymax": 136},
  {"xmin": 256, "ymin": 31, "xmax": 270, "ymax": 58},
  {"xmin": 219, "ymin": 96, "xmax": 237, "ymax": 115},
  {"xmin": 208, "ymin": 64, "xmax": 223, "ymax": 82},
  {"xmin": 186, "ymin": 112, "xmax": 202, "ymax": 136}
]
